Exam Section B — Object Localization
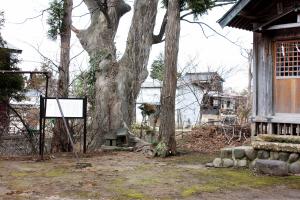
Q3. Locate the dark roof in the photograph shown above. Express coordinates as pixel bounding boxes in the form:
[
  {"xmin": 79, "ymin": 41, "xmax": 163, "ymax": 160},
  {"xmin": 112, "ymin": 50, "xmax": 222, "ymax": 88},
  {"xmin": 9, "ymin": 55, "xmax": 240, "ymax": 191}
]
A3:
[
  {"xmin": 218, "ymin": 0, "xmax": 252, "ymax": 30},
  {"xmin": 218, "ymin": 0, "xmax": 300, "ymax": 31},
  {"xmin": 0, "ymin": 42, "xmax": 22, "ymax": 53},
  {"xmin": 183, "ymin": 72, "xmax": 224, "ymax": 82}
]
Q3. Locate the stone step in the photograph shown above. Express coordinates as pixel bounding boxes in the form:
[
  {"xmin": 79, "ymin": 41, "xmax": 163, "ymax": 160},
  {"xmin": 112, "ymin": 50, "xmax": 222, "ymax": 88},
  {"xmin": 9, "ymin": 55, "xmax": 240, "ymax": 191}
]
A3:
[
  {"xmin": 220, "ymin": 146, "xmax": 257, "ymax": 160},
  {"xmin": 252, "ymin": 141, "xmax": 300, "ymax": 153},
  {"xmin": 254, "ymin": 159, "xmax": 289, "ymax": 176},
  {"xmin": 255, "ymin": 134, "xmax": 300, "ymax": 144}
]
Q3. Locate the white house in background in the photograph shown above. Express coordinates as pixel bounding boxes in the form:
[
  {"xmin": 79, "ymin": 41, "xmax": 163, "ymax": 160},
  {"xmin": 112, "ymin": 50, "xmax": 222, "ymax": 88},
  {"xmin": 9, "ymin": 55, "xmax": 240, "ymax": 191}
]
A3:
[
  {"xmin": 9, "ymin": 89, "xmax": 41, "ymax": 134},
  {"xmin": 136, "ymin": 79, "xmax": 161, "ymax": 123},
  {"xmin": 136, "ymin": 72, "xmax": 224, "ymax": 128}
]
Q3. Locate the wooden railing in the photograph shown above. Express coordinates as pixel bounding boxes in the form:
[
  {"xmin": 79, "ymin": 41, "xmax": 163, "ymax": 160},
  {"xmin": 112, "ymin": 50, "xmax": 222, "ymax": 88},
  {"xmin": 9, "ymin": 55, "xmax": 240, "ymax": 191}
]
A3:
[{"xmin": 255, "ymin": 122, "xmax": 300, "ymax": 136}]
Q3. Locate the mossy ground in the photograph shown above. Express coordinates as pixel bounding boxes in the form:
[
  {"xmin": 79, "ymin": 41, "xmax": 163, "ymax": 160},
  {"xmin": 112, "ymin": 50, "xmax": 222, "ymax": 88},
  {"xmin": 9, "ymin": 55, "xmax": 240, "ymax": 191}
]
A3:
[{"xmin": 1, "ymin": 152, "xmax": 300, "ymax": 199}]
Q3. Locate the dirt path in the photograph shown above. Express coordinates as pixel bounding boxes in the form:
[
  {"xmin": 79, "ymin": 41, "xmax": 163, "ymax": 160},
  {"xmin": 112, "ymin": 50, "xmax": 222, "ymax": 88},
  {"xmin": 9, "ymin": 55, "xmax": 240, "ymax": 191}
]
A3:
[{"xmin": 0, "ymin": 152, "xmax": 300, "ymax": 200}]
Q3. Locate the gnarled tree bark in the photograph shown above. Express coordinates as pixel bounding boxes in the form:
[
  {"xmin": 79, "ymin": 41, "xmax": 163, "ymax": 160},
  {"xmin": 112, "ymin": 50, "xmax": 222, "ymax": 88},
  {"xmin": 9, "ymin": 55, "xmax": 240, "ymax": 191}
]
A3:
[{"xmin": 73, "ymin": 0, "xmax": 160, "ymax": 148}]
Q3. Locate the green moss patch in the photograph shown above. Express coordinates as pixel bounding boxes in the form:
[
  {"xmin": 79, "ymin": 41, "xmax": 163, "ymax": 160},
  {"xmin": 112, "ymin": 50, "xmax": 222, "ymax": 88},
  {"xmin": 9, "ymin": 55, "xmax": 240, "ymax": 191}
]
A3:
[
  {"xmin": 180, "ymin": 168, "xmax": 300, "ymax": 198},
  {"xmin": 10, "ymin": 171, "xmax": 31, "ymax": 177},
  {"xmin": 125, "ymin": 191, "xmax": 144, "ymax": 199},
  {"xmin": 170, "ymin": 152, "xmax": 217, "ymax": 165},
  {"xmin": 44, "ymin": 168, "xmax": 67, "ymax": 177}
]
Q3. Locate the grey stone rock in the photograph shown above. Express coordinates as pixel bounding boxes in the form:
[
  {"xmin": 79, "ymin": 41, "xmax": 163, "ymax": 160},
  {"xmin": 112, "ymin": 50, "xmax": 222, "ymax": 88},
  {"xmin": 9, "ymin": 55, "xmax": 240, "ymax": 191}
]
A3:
[
  {"xmin": 220, "ymin": 148, "xmax": 232, "ymax": 159},
  {"xmin": 257, "ymin": 150, "xmax": 270, "ymax": 159},
  {"xmin": 236, "ymin": 159, "xmax": 248, "ymax": 167},
  {"xmin": 278, "ymin": 152, "xmax": 290, "ymax": 162},
  {"xmin": 244, "ymin": 147, "xmax": 257, "ymax": 161},
  {"xmin": 205, "ymin": 163, "xmax": 214, "ymax": 168},
  {"xmin": 223, "ymin": 158, "xmax": 234, "ymax": 168},
  {"xmin": 270, "ymin": 151, "xmax": 279, "ymax": 160},
  {"xmin": 213, "ymin": 158, "xmax": 223, "ymax": 168},
  {"xmin": 288, "ymin": 161, "xmax": 300, "ymax": 174},
  {"xmin": 233, "ymin": 147, "xmax": 246, "ymax": 159},
  {"xmin": 288, "ymin": 153, "xmax": 299, "ymax": 163},
  {"xmin": 249, "ymin": 160, "xmax": 257, "ymax": 171},
  {"xmin": 255, "ymin": 159, "xmax": 288, "ymax": 176}
]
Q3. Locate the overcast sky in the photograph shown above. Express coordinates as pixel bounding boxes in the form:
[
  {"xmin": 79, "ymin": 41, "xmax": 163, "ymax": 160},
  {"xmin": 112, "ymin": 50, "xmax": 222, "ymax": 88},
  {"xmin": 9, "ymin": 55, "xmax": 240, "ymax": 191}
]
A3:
[{"xmin": 1, "ymin": 0, "xmax": 252, "ymax": 92}]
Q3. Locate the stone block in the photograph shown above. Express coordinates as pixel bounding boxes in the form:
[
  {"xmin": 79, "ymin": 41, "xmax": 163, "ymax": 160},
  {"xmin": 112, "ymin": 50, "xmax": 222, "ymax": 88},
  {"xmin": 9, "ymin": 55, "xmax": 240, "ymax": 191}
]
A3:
[
  {"xmin": 278, "ymin": 152, "xmax": 289, "ymax": 162},
  {"xmin": 220, "ymin": 148, "xmax": 232, "ymax": 159},
  {"xmin": 270, "ymin": 151, "xmax": 279, "ymax": 160},
  {"xmin": 288, "ymin": 153, "xmax": 299, "ymax": 163},
  {"xmin": 213, "ymin": 158, "xmax": 222, "ymax": 168},
  {"xmin": 233, "ymin": 147, "xmax": 246, "ymax": 159},
  {"xmin": 205, "ymin": 163, "xmax": 214, "ymax": 168},
  {"xmin": 252, "ymin": 141, "xmax": 300, "ymax": 153},
  {"xmin": 255, "ymin": 159, "xmax": 288, "ymax": 176},
  {"xmin": 257, "ymin": 150, "xmax": 270, "ymax": 159},
  {"xmin": 288, "ymin": 161, "xmax": 300, "ymax": 174},
  {"xmin": 244, "ymin": 147, "xmax": 257, "ymax": 160},
  {"xmin": 249, "ymin": 160, "xmax": 256, "ymax": 171},
  {"xmin": 236, "ymin": 159, "xmax": 248, "ymax": 167},
  {"xmin": 223, "ymin": 158, "xmax": 234, "ymax": 168},
  {"xmin": 257, "ymin": 134, "xmax": 300, "ymax": 144}
]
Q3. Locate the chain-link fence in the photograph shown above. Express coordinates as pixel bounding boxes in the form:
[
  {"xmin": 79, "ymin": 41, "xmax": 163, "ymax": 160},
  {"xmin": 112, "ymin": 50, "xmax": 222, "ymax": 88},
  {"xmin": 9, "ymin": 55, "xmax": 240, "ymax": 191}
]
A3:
[
  {"xmin": 0, "ymin": 91, "xmax": 40, "ymax": 156},
  {"xmin": 0, "ymin": 95, "xmax": 86, "ymax": 156}
]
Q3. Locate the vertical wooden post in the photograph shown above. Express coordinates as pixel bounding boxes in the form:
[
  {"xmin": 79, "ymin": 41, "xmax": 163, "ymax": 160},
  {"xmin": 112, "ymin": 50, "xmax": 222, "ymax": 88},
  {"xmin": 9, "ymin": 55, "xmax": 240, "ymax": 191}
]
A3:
[
  {"xmin": 39, "ymin": 95, "xmax": 44, "ymax": 160},
  {"xmin": 251, "ymin": 123, "xmax": 256, "ymax": 137},
  {"xmin": 83, "ymin": 97, "xmax": 87, "ymax": 154},
  {"xmin": 267, "ymin": 123, "xmax": 273, "ymax": 134}
]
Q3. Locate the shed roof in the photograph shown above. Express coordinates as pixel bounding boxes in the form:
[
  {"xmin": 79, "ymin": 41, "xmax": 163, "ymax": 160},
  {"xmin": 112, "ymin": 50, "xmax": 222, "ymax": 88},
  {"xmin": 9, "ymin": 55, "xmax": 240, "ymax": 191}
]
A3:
[
  {"xmin": 182, "ymin": 72, "xmax": 224, "ymax": 83},
  {"xmin": 218, "ymin": 0, "xmax": 300, "ymax": 31},
  {"xmin": 0, "ymin": 41, "xmax": 22, "ymax": 53}
]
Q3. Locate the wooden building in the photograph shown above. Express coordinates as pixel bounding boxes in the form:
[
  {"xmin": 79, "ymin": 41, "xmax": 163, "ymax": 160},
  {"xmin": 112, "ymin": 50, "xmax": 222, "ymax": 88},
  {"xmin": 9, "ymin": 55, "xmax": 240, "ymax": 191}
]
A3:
[{"xmin": 219, "ymin": 0, "xmax": 300, "ymax": 136}]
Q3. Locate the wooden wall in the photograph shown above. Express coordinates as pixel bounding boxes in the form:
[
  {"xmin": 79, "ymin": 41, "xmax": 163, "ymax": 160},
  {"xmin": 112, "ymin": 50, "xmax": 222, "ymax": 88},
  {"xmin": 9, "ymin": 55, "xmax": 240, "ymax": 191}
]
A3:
[
  {"xmin": 253, "ymin": 32, "xmax": 273, "ymax": 118},
  {"xmin": 253, "ymin": 29, "xmax": 300, "ymax": 119}
]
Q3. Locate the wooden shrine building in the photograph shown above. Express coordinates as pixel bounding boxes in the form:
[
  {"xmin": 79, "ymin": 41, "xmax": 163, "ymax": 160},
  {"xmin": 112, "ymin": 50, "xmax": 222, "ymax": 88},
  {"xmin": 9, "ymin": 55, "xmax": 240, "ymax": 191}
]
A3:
[{"xmin": 219, "ymin": 0, "xmax": 300, "ymax": 136}]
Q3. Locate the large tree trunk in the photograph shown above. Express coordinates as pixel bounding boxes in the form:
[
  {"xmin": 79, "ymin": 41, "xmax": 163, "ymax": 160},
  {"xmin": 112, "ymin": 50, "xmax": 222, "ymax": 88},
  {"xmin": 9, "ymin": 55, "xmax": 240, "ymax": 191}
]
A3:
[
  {"xmin": 74, "ymin": 0, "xmax": 159, "ymax": 148},
  {"xmin": 157, "ymin": 0, "xmax": 180, "ymax": 157},
  {"xmin": 51, "ymin": 0, "xmax": 73, "ymax": 152}
]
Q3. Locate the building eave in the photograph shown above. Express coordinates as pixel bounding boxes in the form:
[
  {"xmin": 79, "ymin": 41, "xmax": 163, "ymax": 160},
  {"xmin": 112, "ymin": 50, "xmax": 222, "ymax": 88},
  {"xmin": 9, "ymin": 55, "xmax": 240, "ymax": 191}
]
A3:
[
  {"xmin": 0, "ymin": 42, "xmax": 22, "ymax": 54},
  {"xmin": 218, "ymin": 0, "xmax": 252, "ymax": 29}
]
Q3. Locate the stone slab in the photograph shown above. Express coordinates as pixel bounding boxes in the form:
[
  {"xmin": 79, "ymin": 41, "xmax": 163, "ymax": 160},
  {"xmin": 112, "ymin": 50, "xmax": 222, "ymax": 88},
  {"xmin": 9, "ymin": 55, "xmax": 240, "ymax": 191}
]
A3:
[{"xmin": 254, "ymin": 159, "xmax": 288, "ymax": 176}]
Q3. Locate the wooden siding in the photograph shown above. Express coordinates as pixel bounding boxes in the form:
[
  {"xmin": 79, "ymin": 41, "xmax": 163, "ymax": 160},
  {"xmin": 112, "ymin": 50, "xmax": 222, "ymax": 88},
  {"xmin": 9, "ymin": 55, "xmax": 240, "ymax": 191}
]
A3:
[
  {"xmin": 253, "ymin": 32, "xmax": 273, "ymax": 117},
  {"xmin": 275, "ymin": 78, "xmax": 300, "ymax": 113}
]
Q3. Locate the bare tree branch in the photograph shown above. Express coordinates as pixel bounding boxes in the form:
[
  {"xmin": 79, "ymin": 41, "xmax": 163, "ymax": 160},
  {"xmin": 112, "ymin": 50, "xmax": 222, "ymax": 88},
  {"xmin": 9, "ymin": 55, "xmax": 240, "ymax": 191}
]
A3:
[
  {"xmin": 71, "ymin": 25, "xmax": 80, "ymax": 34},
  {"xmin": 7, "ymin": 8, "xmax": 49, "ymax": 25},
  {"xmin": 152, "ymin": 11, "xmax": 167, "ymax": 44},
  {"xmin": 25, "ymin": 42, "xmax": 60, "ymax": 72},
  {"xmin": 181, "ymin": 19, "xmax": 244, "ymax": 49}
]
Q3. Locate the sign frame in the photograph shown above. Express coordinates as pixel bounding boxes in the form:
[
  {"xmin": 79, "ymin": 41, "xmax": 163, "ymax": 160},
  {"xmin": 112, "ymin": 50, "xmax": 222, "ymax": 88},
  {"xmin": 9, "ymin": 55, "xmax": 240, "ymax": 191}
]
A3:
[
  {"xmin": 39, "ymin": 96, "xmax": 88, "ymax": 157},
  {"xmin": 43, "ymin": 97, "xmax": 85, "ymax": 119}
]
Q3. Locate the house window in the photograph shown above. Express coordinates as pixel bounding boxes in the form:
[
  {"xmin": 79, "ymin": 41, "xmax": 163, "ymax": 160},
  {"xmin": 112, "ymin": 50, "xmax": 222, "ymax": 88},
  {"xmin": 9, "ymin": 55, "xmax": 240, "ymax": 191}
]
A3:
[
  {"xmin": 213, "ymin": 99, "xmax": 219, "ymax": 107},
  {"xmin": 275, "ymin": 40, "xmax": 300, "ymax": 78},
  {"xmin": 226, "ymin": 100, "xmax": 231, "ymax": 108}
]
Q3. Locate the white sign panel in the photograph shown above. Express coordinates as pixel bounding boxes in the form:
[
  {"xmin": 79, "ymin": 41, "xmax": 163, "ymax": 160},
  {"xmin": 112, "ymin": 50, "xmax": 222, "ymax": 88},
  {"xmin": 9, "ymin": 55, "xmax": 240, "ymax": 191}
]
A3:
[{"xmin": 45, "ymin": 99, "xmax": 84, "ymax": 118}]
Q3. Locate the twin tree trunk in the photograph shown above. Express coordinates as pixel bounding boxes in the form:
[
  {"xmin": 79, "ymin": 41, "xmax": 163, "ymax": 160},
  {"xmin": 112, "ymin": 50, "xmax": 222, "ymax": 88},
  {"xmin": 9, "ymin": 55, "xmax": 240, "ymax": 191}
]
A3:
[
  {"xmin": 51, "ymin": 0, "xmax": 73, "ymax": 152},
  {"xmin": 74, "ymin": 0, "xmax": 159, "ymax": 148},
  {"xmin": 158, "ymin": 0, "xmax": 180, "ymax": 156}
]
